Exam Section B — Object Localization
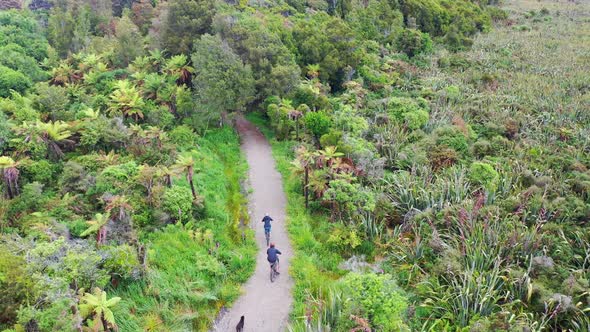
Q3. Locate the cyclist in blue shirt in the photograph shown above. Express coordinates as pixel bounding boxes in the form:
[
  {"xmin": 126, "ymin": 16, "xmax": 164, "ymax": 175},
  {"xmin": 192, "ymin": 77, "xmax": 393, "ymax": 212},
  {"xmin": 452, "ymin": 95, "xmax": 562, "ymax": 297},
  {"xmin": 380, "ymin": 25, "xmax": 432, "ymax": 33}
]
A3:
[
  {"xmin": 267, "ymin": 242, "xmax": 282, "ymax": 273},
  {"xmin": 262, "ymin": 213, "xmax": 273, "ymax": 246}
]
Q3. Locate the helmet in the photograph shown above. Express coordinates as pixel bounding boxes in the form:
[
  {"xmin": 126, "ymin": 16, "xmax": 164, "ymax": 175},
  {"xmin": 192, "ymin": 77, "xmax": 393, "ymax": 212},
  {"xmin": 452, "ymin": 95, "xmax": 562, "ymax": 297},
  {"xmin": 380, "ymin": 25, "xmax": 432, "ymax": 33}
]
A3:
[
  {"xmin": 270, "ymin": 242, "xmax": 275, "ymax": 248},
  {"xmin": 265, "ymin": 213, "xmax": 269, "ymax": 217}
]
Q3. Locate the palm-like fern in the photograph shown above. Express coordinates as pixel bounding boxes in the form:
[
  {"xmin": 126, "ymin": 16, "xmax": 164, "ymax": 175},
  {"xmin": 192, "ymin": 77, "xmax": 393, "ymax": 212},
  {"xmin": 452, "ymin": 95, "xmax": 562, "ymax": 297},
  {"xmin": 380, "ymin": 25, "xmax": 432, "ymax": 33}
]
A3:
[
  {"xmin": 173, "ymin": 153, "xmax": 198, "ymax": 201},
  {"xmin": 108, "ymin": 80, "xmax": 145, "ymax": 121},
  {"xmin": 163, "ymin": 54, "xmax": 194, "ymax": 85},
  {"xmin": 0, "ymin": 156, "xmax": 22, "ymax": 199},
  {"xmin": 81, "ymin": 213, "xmax": 110, "ymax": 245},
  {"xmin": 79, "ymin": 287, "xmax": 121, "ymax": 331}
]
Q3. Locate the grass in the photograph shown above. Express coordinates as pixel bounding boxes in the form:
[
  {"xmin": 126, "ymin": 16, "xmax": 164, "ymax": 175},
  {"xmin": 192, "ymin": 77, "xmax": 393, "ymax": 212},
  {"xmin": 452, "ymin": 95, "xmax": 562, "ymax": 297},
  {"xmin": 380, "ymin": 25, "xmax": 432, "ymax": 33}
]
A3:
[{"xmin": 111, "ymin": 127, "xmax": 256, "ymax": 331}]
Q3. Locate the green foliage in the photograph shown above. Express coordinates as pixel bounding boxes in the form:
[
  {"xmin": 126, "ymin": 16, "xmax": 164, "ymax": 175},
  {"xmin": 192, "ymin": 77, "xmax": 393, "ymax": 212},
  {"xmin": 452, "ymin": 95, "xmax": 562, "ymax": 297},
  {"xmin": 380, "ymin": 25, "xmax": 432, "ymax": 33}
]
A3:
[
  {"xmin": 468, "ymin": 162, "xmax": 498, "ymax": 190},
  {"xmin": 387, "ymin": 97, "xmax": 430, "ymax": 129},
  {"xmin": 434, "ymin": 125, "xmax": 470, "ymax": 156},
  {"xmin": 304, "ymin": 111, "xmax": 332, "ymax": 141},
  {"xmin": 396, "ymin": 28, "xmax": 433, "ymax": 57},
  {"xmin": 0, "ymin": 110, "xmax": 11, "ymax": 152},
  {"xmin": 169, "ymin": 125, "xmax": 196, "ymax": 150},
  {"xmin": 159, "ymin": 0, "xmax": 216, "ymax": 55},
  {"xmin": 214, "ymin": 12, "xmax": 300, "ymax": 101},
  {"xmin": 191, "ymin": 34, "xmax": 255, "ymax": 119},
  {"xmin": 293, "ymin": 13, "xmax": 360, "ymax": 88},
  {"xmin": 162, "ymin": 185, "xmax": 193, "ymax": 222},
  {"xmin": 94, "ymin": 161, "xmax": 139, "ymax": 195},
  {"xmin": 112, "ymin": 15, "xmax": 144, "ymax": 67},
  {"xmin": 0, "ymin": 10, "xmax": 49, "ymax": 61},
  {"xmin": 0, "ymin": 65, "xmax": 32, "ymax": 97},
  {"xmin": 338, "ymin": 273, "xmax": 409, "ymax": 331}
]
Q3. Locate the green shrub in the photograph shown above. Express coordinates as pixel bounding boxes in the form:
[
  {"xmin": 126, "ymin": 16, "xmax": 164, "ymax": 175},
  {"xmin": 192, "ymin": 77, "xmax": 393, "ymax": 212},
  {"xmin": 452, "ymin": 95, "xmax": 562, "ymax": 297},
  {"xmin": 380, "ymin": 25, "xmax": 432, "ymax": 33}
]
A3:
[
  {"xmin": 103, "ymin": 244, "xmax": 140, "ymax": 280},
  {"xmin": 21, "ymin": 159, "xmax": 55, "ymax": 184},
  {"xmin": 162, "ymin": 185, "xmax": 193, "ymax": 222},
  {"xmin": 468, "ymin": 162, "xmax": 499, "ymax": 190},
  {"xmin": 0, "ymin": 65, "xmax": 32, "ymax": 97},
  {"xmin": 396, "ymin": 28, "xmax": 433, "ymax": 57},
  {"xmin": 434, "ymin": 125, "xmax": 469, "ymax": 156},
  {"xmin": 169, "ymin": 125, "xmax": 197, "ymax": 150},
  {"xmin": 472, "ymin": 139, "xmax": 493, "ymax": 158},
  {"xmin": 304, "ymin": 111, "xmax": 332, "ymax": 141},
  {"xmin": 338, "ymin": 273, "xmax": 409, "ymax": 331},
  {"xmin": 387, "ymin": 97, "xmax": 430, "ymax": 130},
  {"xmin": 94, "ymin": 161, "xmax": 139, "ymax": 195}
]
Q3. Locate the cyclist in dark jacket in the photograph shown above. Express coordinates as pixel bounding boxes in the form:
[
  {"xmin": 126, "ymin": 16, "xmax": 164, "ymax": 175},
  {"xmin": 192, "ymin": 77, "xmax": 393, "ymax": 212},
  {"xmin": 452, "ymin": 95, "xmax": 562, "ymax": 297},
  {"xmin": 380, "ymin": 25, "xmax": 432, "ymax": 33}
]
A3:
[
  {"xmin": 267, "ymin": 242, "xmax": 282, "ymax": 273},
  {"xmin": 262, "ymin": 213, "xmax": 273, "ymax": 232}
]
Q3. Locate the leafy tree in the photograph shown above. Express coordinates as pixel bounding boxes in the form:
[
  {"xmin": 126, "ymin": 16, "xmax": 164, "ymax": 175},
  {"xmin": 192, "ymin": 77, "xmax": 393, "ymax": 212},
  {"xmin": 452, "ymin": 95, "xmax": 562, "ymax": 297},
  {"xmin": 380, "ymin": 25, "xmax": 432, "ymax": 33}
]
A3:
[
  {"xmin": 191, "ymin": 34, "xmax": 255, "ymax": 120},
  {"xmin": 0, "ymin": 111, "xmax": 12, "ymax": 152},
  {"xmin": 0, "ymin": 10, "xmax": 49, "ymax": 61},
  {"xmin": 0, "ymin": 44, "xmax": 48, "ymax": 82},
  {"xmin": 293, "ymin": 13, "xmax": 360, "ymax": 89},
  {"xmin": 47, "ymin": 6, "xmax": 75, "ymax": 57},
  {"xmin": 345, "ymin": 0, "xmax": 404, "ymax": 43},
  {"xmin": 469, "ymin": 162, "xmax": 499, "ymax": 191},
  {"xmin": 130, "ymin": 0, "xmax": 155, "ymax": 35},
  {"xmin": 214, "ymin": 13, "xmax": 300, "ymax": 101},
  {"xmin": 79, "ymin": 287, "xmax": 121, "ymax": 331},
  {"xmin": 112, "ymin": 15, "xmax": 144, "ymax": 67},
  {"xmin": 159, "ymin": 0, "xmax": 216, "ymax": 55}
]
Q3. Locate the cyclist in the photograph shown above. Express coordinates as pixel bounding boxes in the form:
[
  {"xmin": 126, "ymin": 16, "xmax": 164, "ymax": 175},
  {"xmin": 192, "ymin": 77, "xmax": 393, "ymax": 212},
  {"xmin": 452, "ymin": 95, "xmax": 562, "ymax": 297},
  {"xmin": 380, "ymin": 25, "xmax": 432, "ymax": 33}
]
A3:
[
  {"xmin": 261, "ymin": 213, "xmax": 273, "ymax": 245},
  {"xmin": 267, "ymin": 242, "xmax": 282, "ymax": 274}
]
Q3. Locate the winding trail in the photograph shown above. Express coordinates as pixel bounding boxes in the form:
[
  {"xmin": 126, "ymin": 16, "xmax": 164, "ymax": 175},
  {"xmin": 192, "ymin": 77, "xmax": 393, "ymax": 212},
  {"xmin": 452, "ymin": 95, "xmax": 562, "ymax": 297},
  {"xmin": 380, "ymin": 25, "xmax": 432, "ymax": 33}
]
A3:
[{"xmin": 211, "ymin": 117, "xmax": 294, "ymax": 331}]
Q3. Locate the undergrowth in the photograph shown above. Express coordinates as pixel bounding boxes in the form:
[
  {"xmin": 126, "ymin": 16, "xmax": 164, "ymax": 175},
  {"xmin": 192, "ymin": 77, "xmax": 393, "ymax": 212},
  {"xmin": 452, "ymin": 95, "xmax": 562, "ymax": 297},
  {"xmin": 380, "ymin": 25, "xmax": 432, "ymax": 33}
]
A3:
[{"xmin": 111, "ymin": 127, "xmax": 256, "ymax": 331}]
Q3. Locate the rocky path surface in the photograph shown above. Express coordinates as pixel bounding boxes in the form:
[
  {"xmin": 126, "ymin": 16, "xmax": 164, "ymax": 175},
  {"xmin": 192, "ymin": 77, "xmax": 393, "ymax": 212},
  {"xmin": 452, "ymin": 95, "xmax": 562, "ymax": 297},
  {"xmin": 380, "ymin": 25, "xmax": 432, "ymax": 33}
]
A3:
[{"xmin": 211, "ymin": 117, "xmax": 294, "ymax": 332}]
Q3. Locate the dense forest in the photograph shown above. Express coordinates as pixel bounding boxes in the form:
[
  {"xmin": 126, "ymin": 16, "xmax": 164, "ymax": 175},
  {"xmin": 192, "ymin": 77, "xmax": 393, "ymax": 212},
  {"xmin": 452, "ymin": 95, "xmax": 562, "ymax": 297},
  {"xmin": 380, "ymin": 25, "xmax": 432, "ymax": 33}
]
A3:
[{"xmin": 0, "ymin": 0, "xmax": 588, "ymax": 331}]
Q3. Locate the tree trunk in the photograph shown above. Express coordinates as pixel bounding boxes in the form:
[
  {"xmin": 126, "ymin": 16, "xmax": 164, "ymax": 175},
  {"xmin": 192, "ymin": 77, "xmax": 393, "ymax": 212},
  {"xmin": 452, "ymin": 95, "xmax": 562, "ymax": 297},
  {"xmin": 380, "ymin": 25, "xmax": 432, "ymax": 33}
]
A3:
[
  {"xmin": 101, "ymin": 313, "xmax": 109, "ymax": 332},
  {"xmin": 304, "ymin": 167, "xmax": 309, "ymax": 209},
  {"xmin": 187, "ymin": 172, "xmax": 197, "ymax": 201}
]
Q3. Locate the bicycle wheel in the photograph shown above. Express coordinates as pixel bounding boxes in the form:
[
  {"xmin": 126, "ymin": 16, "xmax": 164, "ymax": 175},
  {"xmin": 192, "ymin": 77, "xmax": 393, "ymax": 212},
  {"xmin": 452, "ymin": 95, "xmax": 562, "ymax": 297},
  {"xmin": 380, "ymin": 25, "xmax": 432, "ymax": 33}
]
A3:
[
  {"xmin": 265, "ymin": 232, "xmax": 270, "ymax": 246},
  {"xmin": 270, "ymin": 263, "xmax": 277, "ymax": 282}
]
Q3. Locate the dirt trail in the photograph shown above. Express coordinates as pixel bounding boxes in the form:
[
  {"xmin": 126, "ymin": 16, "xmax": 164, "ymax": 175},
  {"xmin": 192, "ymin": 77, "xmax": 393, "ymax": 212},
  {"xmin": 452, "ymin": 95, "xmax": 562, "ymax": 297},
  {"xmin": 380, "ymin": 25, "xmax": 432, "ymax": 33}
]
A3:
[{"xmin": 211, "ymin": 117, "xmax": 294, "ymax": 332}]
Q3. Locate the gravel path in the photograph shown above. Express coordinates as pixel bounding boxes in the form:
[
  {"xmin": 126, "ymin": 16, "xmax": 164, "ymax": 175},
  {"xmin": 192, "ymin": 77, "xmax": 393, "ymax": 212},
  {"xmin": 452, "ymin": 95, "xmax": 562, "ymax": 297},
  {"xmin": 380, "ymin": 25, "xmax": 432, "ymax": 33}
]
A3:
[{"xmin": 211, "ymin": 117, "xmax": 294, "ymax": 332}]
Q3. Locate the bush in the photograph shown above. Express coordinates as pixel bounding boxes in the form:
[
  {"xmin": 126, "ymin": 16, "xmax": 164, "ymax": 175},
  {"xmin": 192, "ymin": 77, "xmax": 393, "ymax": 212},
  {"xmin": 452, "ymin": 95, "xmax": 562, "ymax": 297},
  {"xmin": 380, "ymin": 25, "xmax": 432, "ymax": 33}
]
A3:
[
  {"xmin": 162, "ymin": 185, "xmax": 193, "ymax": 222},
  {"xmin": 396, "ymin": 28, "xmax": 433, "ymax": 57},
  {"xmin": 387, "ymin": 97, "xmax": 430, "ymax": 130},
  {"xmin": 338, "ymin": 273, "xmax": 409, "ymax": 331},
  {"xmin": 468, "ymin": 162, "xmax": 499, "ymax": 190},
  {"xmin": 434, "ymin": 125, "xmax": 469, "ymax": 156},
  {"xmin": 304, "ymin": 111, "xmax": 332, "ymax": 141},
  {"xmin": 169, "ymin": 125, "xmax": 196, "ymax": 150},
  {"xmin": 0, "ymin": 65, "xmax": 32, "ymax": 97},
  {"xmin": 94, "ymin": 161, "xmax": 139, "ymax": 195}
]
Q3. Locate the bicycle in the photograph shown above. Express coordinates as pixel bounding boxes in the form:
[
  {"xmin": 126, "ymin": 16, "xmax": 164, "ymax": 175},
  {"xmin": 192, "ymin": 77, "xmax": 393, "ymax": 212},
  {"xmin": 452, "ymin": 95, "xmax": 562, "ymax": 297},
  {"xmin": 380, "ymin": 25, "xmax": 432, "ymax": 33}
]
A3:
[
  {"xmin": 270, "ymin": 260, "xmax": 279, "ymax": 282},
  {"xmin": 264, "ymin": 229, "xmax": 270, "ymax": 247}
]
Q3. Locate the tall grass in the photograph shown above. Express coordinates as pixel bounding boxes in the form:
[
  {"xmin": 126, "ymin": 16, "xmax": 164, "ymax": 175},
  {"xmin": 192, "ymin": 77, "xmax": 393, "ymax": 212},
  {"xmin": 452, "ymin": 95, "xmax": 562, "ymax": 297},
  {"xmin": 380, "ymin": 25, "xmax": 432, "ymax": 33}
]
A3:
[{"xmin": 111, "ymin": 127, "xmax": 256, "ymax": 331}]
